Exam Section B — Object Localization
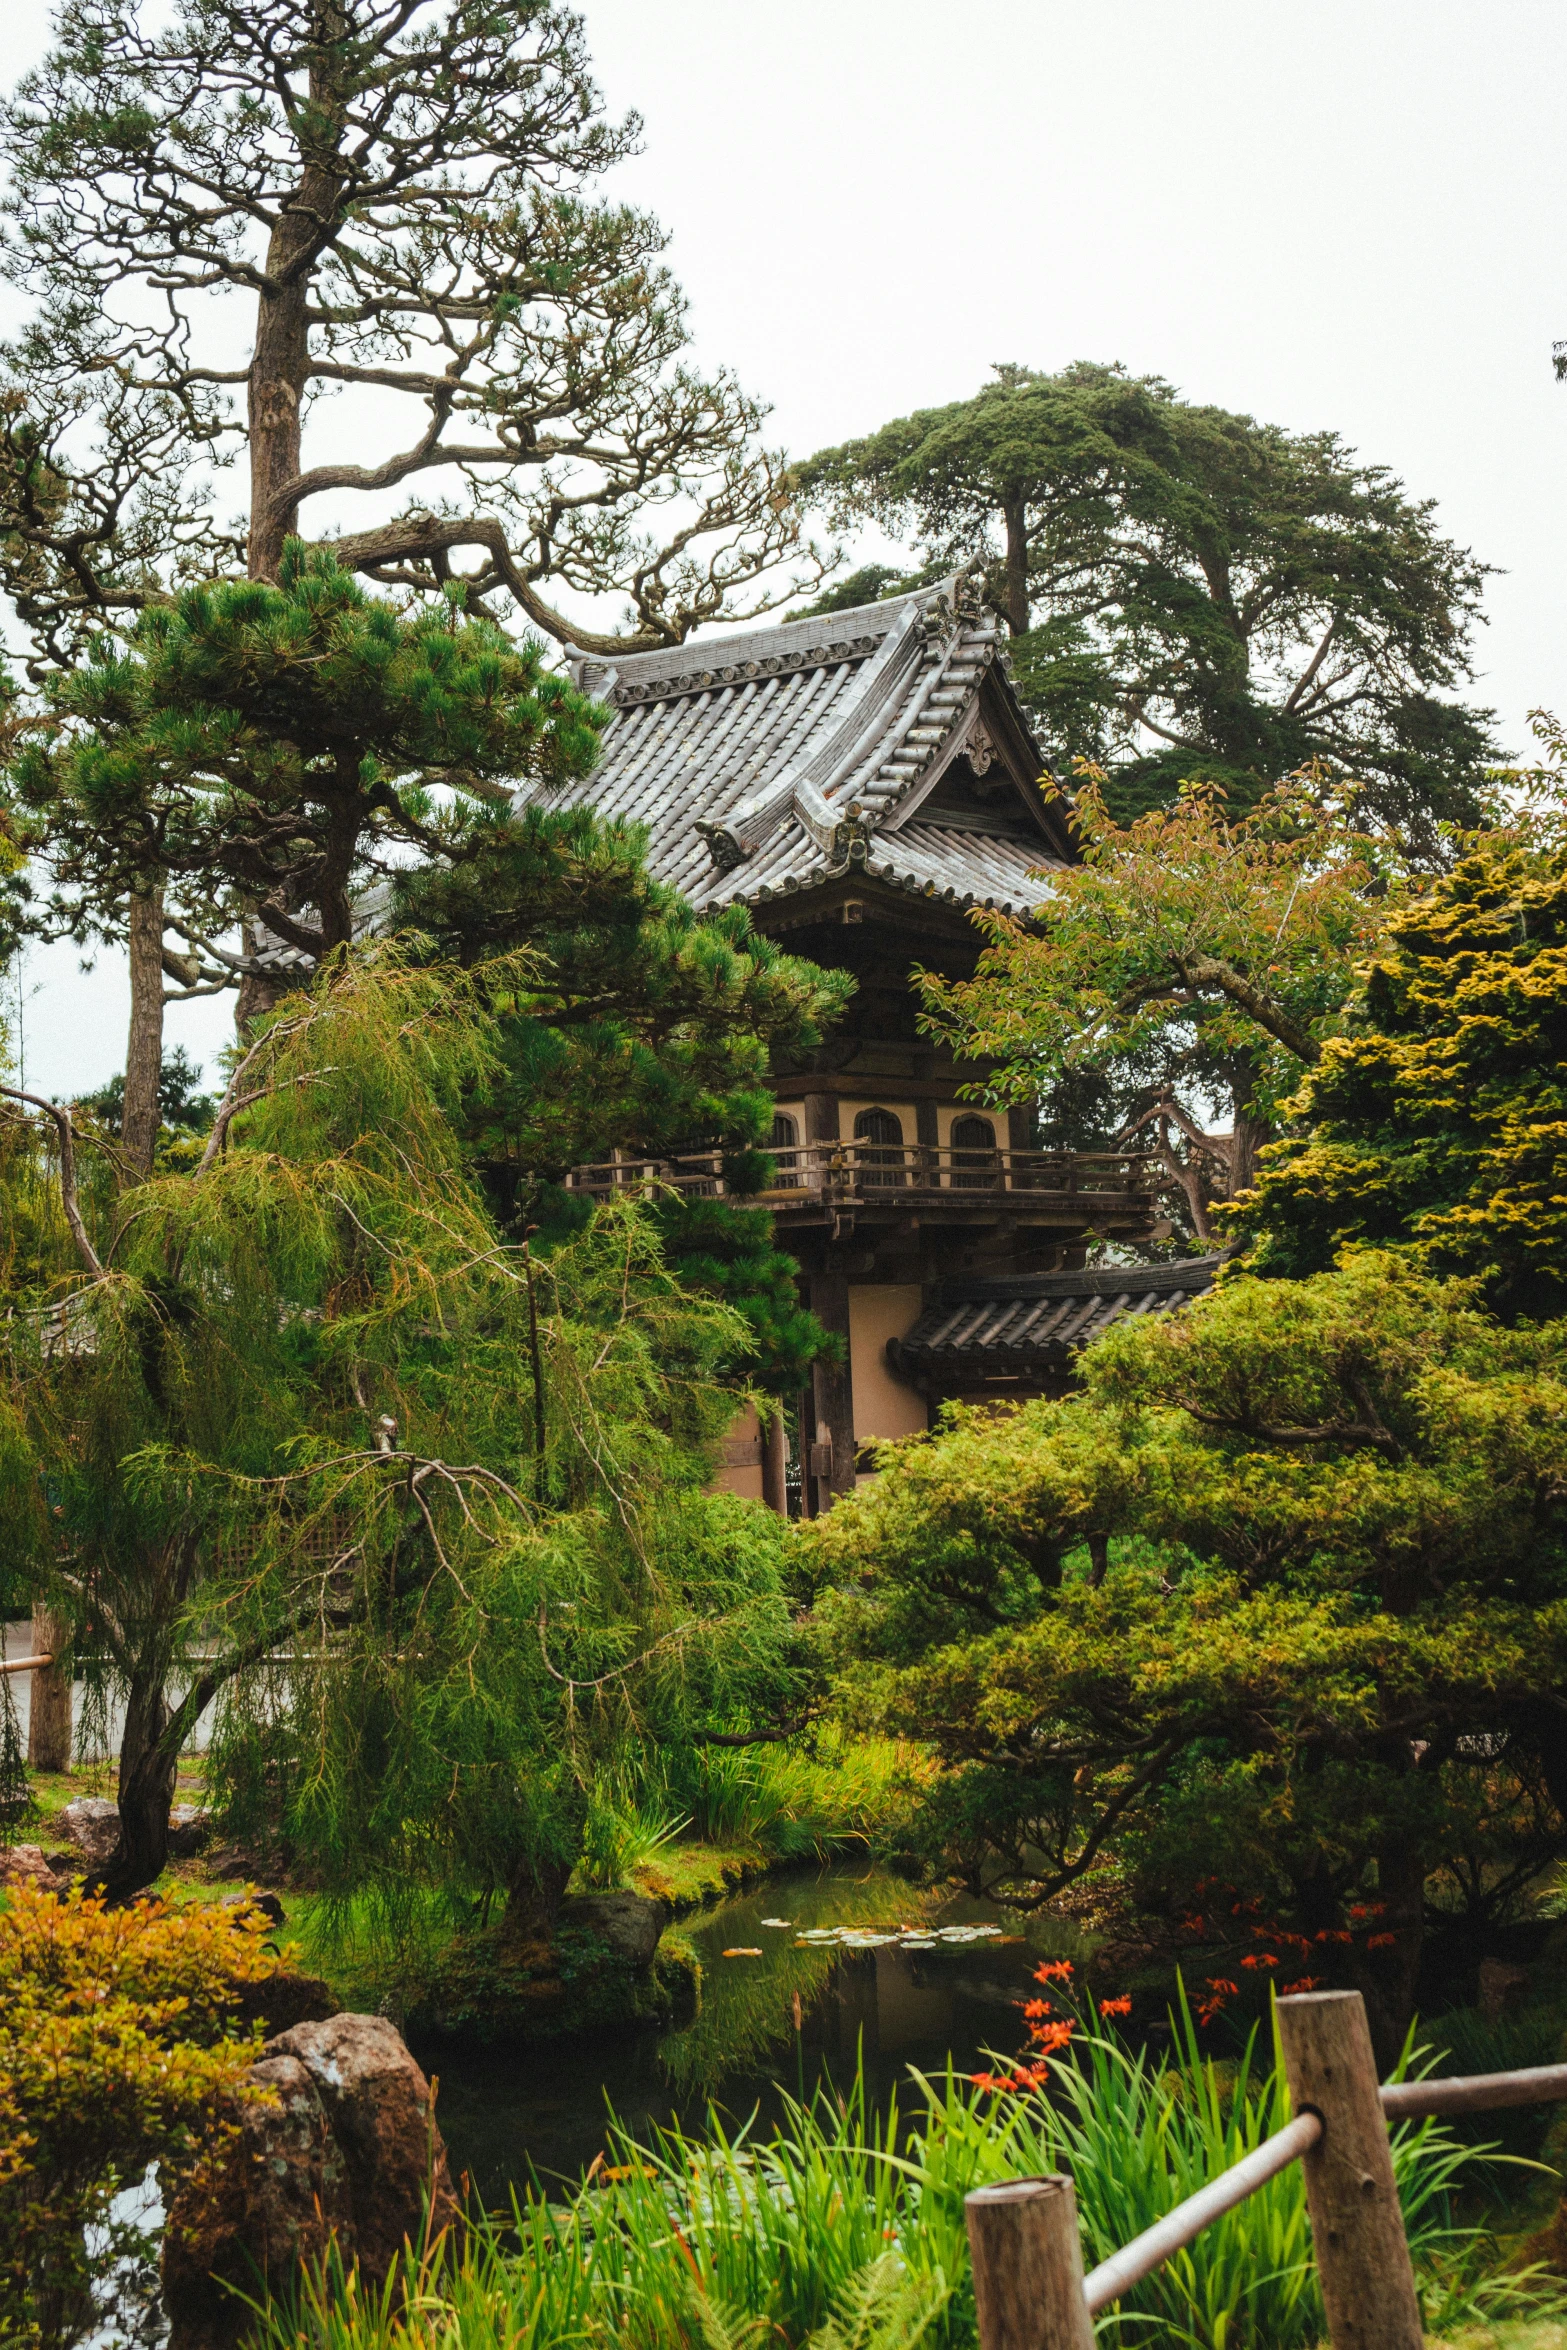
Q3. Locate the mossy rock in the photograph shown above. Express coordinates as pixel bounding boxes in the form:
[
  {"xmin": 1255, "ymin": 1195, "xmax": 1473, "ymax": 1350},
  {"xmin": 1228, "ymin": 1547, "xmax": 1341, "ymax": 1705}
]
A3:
[{"xmin": 406, "ymin": 1919, "xmax": 699, "ymax": 2047}]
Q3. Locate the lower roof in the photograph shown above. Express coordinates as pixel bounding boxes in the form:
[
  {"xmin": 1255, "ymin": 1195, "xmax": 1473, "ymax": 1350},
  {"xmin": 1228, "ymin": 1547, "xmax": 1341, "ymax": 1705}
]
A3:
[{"xmin": 889, "ymin": 1257, "xmax": 1222, "ymax": 1385}]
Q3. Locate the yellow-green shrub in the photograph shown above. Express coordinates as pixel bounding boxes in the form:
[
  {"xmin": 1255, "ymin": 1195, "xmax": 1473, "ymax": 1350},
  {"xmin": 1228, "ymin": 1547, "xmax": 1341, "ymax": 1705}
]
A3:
[{"xmin": 0, "ymin": 1886, "xmax": 285, "ymax": 2350}]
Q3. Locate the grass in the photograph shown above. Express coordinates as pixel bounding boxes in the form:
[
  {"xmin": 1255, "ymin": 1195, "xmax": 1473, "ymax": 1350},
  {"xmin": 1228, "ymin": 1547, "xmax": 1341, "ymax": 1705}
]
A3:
[{"xmin": 248, "ymin": 2001, "xmax": 1567, "ymax": 2350}]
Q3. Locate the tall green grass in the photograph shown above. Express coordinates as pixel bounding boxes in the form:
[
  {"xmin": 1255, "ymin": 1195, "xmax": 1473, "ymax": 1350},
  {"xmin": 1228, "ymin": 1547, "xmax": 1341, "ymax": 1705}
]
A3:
[
  {"xmin": 252, "ymin": 2002, "xmax": 1560, "ymax": 2350},
  {"xmin": 652, "ymin": 1728, "xmax": 929, "ymax": 1865}
]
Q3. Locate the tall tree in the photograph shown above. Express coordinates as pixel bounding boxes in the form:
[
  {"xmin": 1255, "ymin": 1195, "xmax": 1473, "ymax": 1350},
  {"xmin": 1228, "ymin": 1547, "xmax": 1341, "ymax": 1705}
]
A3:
[
  {"xmin": 804, "ymin": 363, "xmax": 1497, "ymax": 841},
  {"xmin": 918, "ymin": 771, "xmax": 1395, "ymax": 1236},
  {"xmin": 0, "ymin": 0, "xmax": 823, "ymax": 651}
]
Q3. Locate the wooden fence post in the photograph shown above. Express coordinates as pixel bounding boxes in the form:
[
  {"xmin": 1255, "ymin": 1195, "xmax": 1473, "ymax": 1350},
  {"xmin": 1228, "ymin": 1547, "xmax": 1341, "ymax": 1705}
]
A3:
[
  {"xmin": 1276, "ymin": 1990, "xmax": 1423, "ymax": 2350},
  {"xmin": 26, "ymin": 1603, "xmax": 72, "ymax": 1774},
  {"xmin": 965, "ymin": 2176, "xmax": 1095, "ymax": 2350}
]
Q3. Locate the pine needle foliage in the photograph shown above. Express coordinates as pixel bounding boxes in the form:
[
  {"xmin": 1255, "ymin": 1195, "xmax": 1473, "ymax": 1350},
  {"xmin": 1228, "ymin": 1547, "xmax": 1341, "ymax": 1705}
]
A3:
[{"xmin": 0, "ymin": 944, "xmax": 801, "ymax": 1909}]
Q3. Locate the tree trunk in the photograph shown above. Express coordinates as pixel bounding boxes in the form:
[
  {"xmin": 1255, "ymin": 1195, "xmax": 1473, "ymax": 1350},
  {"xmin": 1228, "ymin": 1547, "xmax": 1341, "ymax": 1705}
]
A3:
[
  {"xmin": 1354, "ymin": 1836, "xmax": 1426, "ymax": 2070},
  {"xmin": 122, "ymin": 888, "xmax": 165, "ymax": 1177},
  {"xmin": 1001, "ymin": 490, "xmax": 1030, "ymax": 635},
  {"xmin": 84, "ymin": 1667, "xmax": 179, "ymax": 1903},
  {"xmin": 26, "ymin": 1602, "xmax": 72, "ymax": 1774},
  {"xmin": 500, "ymin": 1852, "xmax": 576, "ymax": 1948},
  {"xmin": 1226, "ymin": 1061, "xmax": 1272, "ymax": 1200}
]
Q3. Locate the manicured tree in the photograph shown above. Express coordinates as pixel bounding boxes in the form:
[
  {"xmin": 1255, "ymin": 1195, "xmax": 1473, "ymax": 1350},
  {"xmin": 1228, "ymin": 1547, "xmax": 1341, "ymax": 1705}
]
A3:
[
  {"xmin": 807, "ymin": 1254, "xmax": 1567, "ymax": 2056},
  {"xmin": 0, "ymin": 946, "xmax": 798, "ymax": 1909},
  {"xmin": 805, "ymin": 362, "xmax": 1497, "ymax": 838},
  {"xmin": 5, "ymin": 543, "xmax": 604, "ymax": 1117},
  {"xmin": 1235, "ymin": 788, "xmax": 1567, "ymax": 1320},
  {"xmin": 918, "ymin": 770, "xmax": 1394, "ymax": 1234}
]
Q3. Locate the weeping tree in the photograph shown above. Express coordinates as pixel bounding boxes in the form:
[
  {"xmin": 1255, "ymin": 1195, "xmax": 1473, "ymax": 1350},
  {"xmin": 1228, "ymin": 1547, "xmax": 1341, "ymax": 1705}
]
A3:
[{"xmin": 0, "ymin": 946, "xmax": 799, "ymax": 1910}]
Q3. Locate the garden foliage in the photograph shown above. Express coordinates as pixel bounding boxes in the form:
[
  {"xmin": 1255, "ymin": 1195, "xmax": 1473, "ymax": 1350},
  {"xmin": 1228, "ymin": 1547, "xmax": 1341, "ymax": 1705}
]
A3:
[
  {"xmin": 0, "ymin": 1887, "xmax": 281, "ymax": 2350},
  {"xmin": 1237, "ymin": 786, "xmax": 1567, "ymax": 1319},
  {"xmin": 251, "ymin": 2013, "xmax": 1541, "ymax": 2350},
  {"xmin": 918, "ymin": 769, "xmax": 1393, "ymax": 1229},
  {"xmin": 806, "ymin": 1253, "xmax": 1567, "ymax": 2055},
  {"xmin": 0, "ymin": 946, "xmax": 804, "ymax": 1912}
]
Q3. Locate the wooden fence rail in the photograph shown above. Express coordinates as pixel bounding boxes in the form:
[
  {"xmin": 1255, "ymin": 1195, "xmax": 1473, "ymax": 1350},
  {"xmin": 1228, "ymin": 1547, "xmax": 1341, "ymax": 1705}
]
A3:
[{"xmin": 965, "ymin": 1988, "xmax": 1567, "ymax": 2350}]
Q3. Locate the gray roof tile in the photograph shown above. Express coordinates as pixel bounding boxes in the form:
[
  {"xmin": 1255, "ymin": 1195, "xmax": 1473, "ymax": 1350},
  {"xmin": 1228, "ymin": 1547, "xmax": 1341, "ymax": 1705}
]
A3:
[{"xmin": 517, "ymin": 574, "xmax": 1069, "ymax": 914}]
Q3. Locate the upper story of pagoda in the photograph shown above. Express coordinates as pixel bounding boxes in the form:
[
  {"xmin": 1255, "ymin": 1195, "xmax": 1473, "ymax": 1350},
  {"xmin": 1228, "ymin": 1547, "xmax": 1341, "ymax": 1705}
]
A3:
[{"xmin": 524, "ymin": 572, "xmax": 1154, "ymax": 1274}]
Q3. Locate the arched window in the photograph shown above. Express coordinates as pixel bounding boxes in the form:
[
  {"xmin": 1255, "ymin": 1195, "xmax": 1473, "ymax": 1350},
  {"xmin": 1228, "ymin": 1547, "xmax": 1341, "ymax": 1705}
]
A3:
[
  {"xmin": 854, "ymin": 1106, "xmax": 905, "ymax": 1186},
  {"xmin": 950, "ymin": 1112, "xmax": 999, "ymax": 1189},
  {"xmin": 768, "ymin": 1110, "xmax": 799, "ymax": 1187}
]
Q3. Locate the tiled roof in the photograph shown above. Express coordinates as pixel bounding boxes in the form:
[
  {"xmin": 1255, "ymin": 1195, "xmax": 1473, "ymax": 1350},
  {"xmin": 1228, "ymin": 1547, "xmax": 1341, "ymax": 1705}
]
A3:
[
  {"xmin": 889, "ymin": 1258, "xmax": 1222, "ymax": 1382},
  {"xmin": 515, "ymin": 573, "xmax": 1070, "ymax": 916}
]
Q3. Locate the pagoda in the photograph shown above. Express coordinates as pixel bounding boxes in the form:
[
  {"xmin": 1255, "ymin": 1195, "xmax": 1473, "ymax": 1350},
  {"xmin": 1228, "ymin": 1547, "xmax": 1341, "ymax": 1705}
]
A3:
[{"xmin": 528, "ymin": 574, "xmax": 1205, "ymax": 1510}]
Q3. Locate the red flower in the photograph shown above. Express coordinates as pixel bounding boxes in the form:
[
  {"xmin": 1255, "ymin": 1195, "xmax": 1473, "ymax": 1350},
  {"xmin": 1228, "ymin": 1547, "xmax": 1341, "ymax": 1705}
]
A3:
[
  {"xmin": 1365, "ymin": 1931, "xmax": 1397, "ymax": 1950},
  {"xmin": 1099, "ymin": 1995, "xmax": 1132, "ymax": 2018}
]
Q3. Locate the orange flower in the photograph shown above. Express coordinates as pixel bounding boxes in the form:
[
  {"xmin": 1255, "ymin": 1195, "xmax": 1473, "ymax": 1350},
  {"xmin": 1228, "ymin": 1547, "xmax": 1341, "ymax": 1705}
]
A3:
[
  {"xmin": 1314, "ymin": 1929, "xmax": 1353, "ymax": 1945},
  {"xmin": 1365, "ymin": 1931, "xmax": 1396, "ymax": 1950},
  {"xmin": 970, "ymin": 2070, "xmax": 1010, "ymax": 2093},
  {"xmin": 1099, "ymin": 1995, "xmax": 1132, "ymax": 2018},
  {"xmin": 1206, "ymin": 1977, "xmax": 1239, "ymax": 1997},
  {"xmin": 1280, "ymin": 1976, "xmax": 1322, "ymax": 1995},
  {"xmin": 1022, "ymin": 1998, "xmax": 1051, "ymax": 2020},
  {"xmin": 1030, "ymin": 2019, "xmax": 1076, "ymax": 2053},
  {"xmin": 1034, "ymin": 1959, "xmax": 1074, "ymax": 1984}
]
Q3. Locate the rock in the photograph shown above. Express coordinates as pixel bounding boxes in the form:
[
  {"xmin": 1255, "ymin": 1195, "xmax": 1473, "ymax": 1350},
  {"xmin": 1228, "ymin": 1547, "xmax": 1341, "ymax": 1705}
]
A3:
[
  {"xmin": 556, "ymin": 1890, "xmax": 669, "ymax": 1970},
  {"xmin": 163, "ymin": 2013, "xmax": 458, "ymax": 2350},
  {"xmin": 61, "ymin": 1795, "xmax": 120, "ymax": 1866},
  {"xmin": 222, "ymin": 1887, "xmax": 287, "ymax": 1929},
  {"xmin": 226, "ymin": 1971, "xmax": 337, "ymax": 2038},
  {"xmin": 163, "ymin": 2052, "xmax": 353, "ymax": 2348},
  {"xmin": 167, "ymin": 1805, "xmax": 212, "ymax": 1857},
  {"xmin": 265, "ymin": 2014, "xmax": 460, "ymax": 2284},
  {"xmin": 1478, "ymin": 1956, "xmax": 1532, "ymax": 2020},
  {"xmin": 0, "ymin": 1844, "xmax": 71, "ymax": 1894}
]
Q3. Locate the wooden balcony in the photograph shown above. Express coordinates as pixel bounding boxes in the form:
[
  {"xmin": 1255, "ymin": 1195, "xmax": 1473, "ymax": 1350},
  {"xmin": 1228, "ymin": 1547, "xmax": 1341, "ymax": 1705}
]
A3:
[{"xmin": 565, "ymin": 1142, "xmax": 1157, "ymax": 1234}]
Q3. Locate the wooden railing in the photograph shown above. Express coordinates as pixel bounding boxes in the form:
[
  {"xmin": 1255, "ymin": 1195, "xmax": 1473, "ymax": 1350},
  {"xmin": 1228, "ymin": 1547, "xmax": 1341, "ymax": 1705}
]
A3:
[
  {"xmin": 565, "ymin": 1143, "xmax": 1153, "ymax": 1209},
  {"xmin": 964, "ymin": 1988, "xmax": 1567, "ymax": 2350}
]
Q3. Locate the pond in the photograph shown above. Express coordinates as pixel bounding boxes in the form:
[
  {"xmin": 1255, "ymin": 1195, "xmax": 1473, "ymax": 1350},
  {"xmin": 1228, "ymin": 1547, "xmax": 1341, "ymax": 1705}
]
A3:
[{"xmin": 418, "ymin": 1862, "xmax": 1096, "ymax": 2207}]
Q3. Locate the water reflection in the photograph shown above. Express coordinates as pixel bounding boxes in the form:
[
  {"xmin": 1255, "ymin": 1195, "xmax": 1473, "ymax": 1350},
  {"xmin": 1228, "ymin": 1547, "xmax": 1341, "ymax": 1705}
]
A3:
[{"xmin": 423, "ymin": 1864, "xmax": 1091, "ymax": 2208}]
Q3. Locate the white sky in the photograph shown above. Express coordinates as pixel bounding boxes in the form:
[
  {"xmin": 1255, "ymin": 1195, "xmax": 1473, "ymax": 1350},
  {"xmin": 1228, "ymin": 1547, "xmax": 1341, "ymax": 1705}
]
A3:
[{"xmin": 6, "ymin": 0, "xmax": 1565, "ymax": 1097}]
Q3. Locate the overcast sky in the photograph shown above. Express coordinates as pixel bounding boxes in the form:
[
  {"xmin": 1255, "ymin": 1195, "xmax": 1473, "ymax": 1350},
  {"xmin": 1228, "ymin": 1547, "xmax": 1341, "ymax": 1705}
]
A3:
[{"xmin": 6, "ymin": 0, "xmax": 1564, "ymax": 1097}]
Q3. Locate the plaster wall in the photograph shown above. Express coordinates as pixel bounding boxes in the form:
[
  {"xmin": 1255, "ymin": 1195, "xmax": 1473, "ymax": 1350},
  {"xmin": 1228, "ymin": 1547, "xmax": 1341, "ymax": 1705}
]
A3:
[
  {"xmin": 848, "ymin": 1284, "xmax": 928, "ymax": 1446},
  {"xmin": 711, "ymin": 1400, "xmax": 765, "ymax": 1502}
]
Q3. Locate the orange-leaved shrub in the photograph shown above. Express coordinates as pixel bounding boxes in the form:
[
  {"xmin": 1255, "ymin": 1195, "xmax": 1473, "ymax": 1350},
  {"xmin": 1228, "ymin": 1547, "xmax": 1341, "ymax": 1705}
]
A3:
[{"xmin": 0, "ymin": 1885, "xmax": 287, "ymax": 2350}]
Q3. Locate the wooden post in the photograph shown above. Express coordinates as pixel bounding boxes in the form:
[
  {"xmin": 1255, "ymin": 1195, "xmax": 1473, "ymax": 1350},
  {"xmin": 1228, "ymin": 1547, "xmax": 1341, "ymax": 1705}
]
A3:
[
  {"xmin": 1276, "ymin": 1990, "xmax": 1423, "ymax": 2350},
  {"xmin": 26, "ymin": 1603, "xmax": 72, "ymax": 1775},
  {"xmin": 965, "ymin": 2176, "xmax": 1095, "ymax": 2350},
  {"xmin": 760, "ymin": 1401, "xmax": 787, "ymax": 1517}
]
